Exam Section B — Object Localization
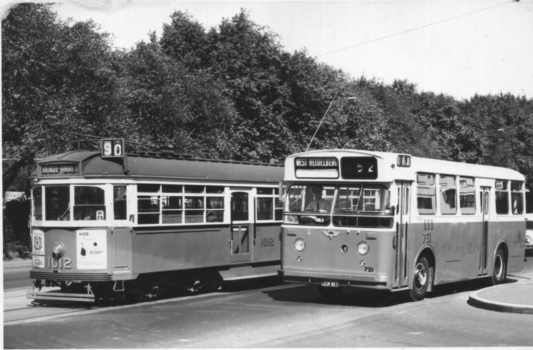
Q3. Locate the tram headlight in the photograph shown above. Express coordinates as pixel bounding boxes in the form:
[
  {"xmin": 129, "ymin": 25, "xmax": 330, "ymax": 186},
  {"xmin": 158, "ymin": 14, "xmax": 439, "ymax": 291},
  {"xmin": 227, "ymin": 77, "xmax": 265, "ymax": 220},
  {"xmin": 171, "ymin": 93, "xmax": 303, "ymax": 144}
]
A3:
[
  {"xmin": 52, "ymin": 242, "xmax": 65, "ymax": 258},
  {"xmin": 294, "ymin": 238, "xmax": 306, "ymax": 252},
  {"xmin": 357, "ymin": 241, "xmax": 369, "ymax": 255}
]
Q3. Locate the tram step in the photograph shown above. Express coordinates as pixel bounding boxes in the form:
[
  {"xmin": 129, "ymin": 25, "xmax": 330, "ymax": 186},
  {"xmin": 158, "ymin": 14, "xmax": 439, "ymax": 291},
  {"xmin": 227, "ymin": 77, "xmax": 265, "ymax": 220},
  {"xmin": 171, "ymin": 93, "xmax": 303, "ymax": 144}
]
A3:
[{"xmin": 26, "ymin": 291, "xmax": 95, "ymax": 303}]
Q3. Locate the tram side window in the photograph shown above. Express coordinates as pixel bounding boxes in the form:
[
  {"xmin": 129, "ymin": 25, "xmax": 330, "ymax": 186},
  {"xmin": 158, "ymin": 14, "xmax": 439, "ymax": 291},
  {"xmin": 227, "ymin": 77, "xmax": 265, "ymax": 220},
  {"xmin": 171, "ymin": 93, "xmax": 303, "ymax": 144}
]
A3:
[
  {"xmin": 138, "ymin": 196, "xmax": 160, "ymax": 224},
  {"xmin": 495, "ymin": 180, "xmax": 509, "ymax": 214},
  {"xmin": 511, "ymin": 181, "xmax": 524, "ymax": 215},
  {"xmin": 114, "ymin": 186, "xmax": 127, "ymax": 220},
  {"xmin": 33, "ymin": 187, "xmax": 43, "ymax": 220},
  {"xmin": 459, "ymin": 177, "xmax": 476, "ymax": 215},
  {"xmin": 439, "ymin": 175, "xmax": 457, "ymax": 215},
  {"xmin": 162, "ymin": 196, "xmax": 182, "ymax": 223},
  {"xmin": 74, "ymin": 187, "xmax": 106, "ymax": 221},
  {"xmin": 417, "ymin": 173, "xmax": 436, "ymax": 215},
  {"xmin": 137, "ymin": 184, "xmax": 225, "ymax": 225},
  {"xmin": 257, "ymin": 188, "xmax": 283, "ymax": 221},
  {"xmin": 45, "ymin": 186, "xmax": 70, "ymax": 221}
]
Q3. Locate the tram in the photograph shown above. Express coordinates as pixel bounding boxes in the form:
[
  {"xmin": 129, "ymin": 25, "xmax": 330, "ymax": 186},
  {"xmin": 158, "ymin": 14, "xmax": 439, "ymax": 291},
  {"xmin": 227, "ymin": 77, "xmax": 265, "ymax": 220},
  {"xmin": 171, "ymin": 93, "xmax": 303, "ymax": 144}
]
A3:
[
  {"xmin": 28, "ymin": 139, "xmax": 284, "ymax": 302},
  {"xmin": 279, "ymin": 149, "xmax": 527, "ymax": 300}
]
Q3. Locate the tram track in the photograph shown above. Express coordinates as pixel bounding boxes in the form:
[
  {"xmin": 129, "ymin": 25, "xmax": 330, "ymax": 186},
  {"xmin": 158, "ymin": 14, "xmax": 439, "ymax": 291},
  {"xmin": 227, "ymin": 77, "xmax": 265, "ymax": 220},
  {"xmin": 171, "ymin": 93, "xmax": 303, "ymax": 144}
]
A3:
[{"xmin": 3, "ymin": 285, "xmax": 233, "ymax": 326}]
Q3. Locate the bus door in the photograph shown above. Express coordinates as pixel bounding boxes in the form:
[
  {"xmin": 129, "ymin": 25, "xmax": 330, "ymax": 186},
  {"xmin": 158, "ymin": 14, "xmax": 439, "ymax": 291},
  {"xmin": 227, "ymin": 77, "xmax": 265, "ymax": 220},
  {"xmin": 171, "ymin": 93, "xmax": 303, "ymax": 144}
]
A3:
[
  {"xmin": 230, "ymin": 190, "xmax": 253, "ymax": 263},
  {"xmin": 479, "ymin": 187, "xmax": 490, "ymax": 275},
  {"xmin": 394, "ymin": 182, "xmax": 411, "ymax": 288}
]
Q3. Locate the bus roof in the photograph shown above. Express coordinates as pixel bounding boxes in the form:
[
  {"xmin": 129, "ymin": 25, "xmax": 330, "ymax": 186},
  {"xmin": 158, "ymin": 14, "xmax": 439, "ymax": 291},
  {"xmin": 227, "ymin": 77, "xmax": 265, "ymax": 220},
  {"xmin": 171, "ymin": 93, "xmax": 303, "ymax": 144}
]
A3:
[
  {"xmin": 285, "ymin": 149, "xmax": 525, "ymax": 182},
  {"xmin": 33, "ymin": 150, "xmax": 284, "ymax": 184}
]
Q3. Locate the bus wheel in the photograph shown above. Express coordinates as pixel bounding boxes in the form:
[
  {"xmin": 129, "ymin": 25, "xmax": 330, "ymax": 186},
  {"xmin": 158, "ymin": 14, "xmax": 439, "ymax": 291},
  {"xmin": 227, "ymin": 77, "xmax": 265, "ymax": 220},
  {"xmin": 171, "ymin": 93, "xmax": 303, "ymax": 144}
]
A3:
[
  {"xmin": 491, "ymin": 248, "xmax": 507, "ymax": 285},
  {"xmin": 316, "ymin": 286, "xmax": 343, "ymax": 298},
  {"xmin": 410, "ymin": 257, "xmax": 429, "ymax": 301}
]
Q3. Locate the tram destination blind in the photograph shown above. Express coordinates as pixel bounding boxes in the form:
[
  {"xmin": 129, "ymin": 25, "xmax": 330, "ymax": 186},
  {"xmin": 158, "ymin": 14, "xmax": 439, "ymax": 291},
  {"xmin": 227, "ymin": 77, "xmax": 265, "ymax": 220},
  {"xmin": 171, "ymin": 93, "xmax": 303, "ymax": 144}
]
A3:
[{"xmin": 341, "ymin": 157, "xmax": 378, "ymax": 179}]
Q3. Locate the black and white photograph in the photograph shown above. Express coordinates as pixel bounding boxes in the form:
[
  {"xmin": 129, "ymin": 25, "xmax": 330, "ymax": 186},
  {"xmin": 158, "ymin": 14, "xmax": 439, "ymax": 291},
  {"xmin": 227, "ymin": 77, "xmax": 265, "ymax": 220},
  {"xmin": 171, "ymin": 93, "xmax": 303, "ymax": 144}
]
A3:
[{"xmin": 2, "ymin": 0, "xmax": 533, "ymax": 348}]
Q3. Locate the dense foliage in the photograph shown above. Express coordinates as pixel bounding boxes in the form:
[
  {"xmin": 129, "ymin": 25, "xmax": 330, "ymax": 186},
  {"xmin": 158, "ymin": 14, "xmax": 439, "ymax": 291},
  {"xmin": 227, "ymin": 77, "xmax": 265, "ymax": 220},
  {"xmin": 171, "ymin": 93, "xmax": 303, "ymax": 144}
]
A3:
[{"xmin": 2, "ymin": 4, "xmax": 533, "ymax": 250}]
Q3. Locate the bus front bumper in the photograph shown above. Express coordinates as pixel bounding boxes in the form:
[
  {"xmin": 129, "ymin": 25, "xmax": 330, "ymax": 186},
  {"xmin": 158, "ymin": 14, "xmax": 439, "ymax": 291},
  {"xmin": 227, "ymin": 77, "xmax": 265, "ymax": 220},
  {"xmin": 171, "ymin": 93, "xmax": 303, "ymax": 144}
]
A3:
[{"xmin": 279, "ymin": 269, "xmax": 390, "ymax": 290}]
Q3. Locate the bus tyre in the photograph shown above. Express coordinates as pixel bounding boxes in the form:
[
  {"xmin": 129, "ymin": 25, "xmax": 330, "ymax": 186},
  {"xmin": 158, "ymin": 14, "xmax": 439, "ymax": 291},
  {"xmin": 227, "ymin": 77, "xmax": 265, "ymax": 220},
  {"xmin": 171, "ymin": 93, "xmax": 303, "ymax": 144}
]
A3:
[
  {"xmin": 410, "ymin": 257, "xmax": 429, "ymax": 301},
  {"xmin": 491, "ymin": 248, "xmax": 507, "ymax": 285},
  {"xmin": 316, "ymin": 286, "xmax": 343, "ymax": 298}
]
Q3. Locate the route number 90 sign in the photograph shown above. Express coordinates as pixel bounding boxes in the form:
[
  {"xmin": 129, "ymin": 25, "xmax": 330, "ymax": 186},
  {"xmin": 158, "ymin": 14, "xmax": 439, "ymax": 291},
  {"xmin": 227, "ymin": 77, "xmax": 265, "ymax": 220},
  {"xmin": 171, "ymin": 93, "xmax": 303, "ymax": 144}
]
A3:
[{"xmin": 101, "ymin": 139, "xmax": 125, "ymax": 158}]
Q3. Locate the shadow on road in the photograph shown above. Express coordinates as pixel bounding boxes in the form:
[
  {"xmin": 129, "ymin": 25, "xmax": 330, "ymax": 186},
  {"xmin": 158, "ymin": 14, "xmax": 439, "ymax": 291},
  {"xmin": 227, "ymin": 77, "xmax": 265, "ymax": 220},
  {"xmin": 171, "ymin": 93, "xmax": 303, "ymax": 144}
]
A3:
[
  {"xmin": 264, "ymin": 276, "xmax": 520, "ymax": 308},
  {"xmin": 264, "ymin": 284, "xmax": 409, "ymax": 308}
]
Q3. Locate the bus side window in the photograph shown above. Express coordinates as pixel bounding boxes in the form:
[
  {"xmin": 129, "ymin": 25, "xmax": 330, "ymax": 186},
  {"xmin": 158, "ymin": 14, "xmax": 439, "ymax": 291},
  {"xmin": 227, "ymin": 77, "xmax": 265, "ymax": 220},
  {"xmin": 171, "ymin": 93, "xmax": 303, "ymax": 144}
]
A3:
[
  {"xmin": 511, "ymin": 181, "xmax": 524, "ymax": 215},
  {"xmin": 417, "ymin": 173, "xmax": 436, "ymax": 215},
  {"xmin": 495, "ymin": 180, "xmax": 509, "ymax": 215},
  {"xmin": 439, "ymin": 175, "xmax": 457, "ymax": 215},
  {"xmin": 459, "ymin": 177, "xmax": 476, "ymax": 215}
]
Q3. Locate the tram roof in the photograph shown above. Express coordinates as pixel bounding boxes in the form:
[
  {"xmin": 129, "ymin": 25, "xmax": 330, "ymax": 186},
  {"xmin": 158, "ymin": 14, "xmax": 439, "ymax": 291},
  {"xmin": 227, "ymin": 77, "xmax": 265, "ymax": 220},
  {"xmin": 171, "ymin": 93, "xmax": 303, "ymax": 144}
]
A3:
[
  {"xmin": 285, "ymin": 149, "xmax": 525, "ymax": 182},
  {"xmin": 33, "ymin": 150, "xmax": 284, "ymax": 183}
]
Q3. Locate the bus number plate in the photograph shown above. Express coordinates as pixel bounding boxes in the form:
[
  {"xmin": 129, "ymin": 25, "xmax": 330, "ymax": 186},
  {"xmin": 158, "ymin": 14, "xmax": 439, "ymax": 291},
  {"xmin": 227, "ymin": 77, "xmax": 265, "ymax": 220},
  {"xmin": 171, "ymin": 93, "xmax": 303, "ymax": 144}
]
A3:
[{"xmin": 321, "ymin": 281, "xmax": 339, "ymax": 287}]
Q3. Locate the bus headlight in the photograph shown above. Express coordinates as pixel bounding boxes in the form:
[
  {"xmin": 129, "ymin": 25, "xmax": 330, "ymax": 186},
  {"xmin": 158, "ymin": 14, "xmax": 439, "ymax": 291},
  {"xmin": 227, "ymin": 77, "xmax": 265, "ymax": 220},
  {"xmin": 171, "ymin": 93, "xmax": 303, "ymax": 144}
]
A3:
[
  {"xmin": 52, "ymin": 242, "xmax": 65, "ymax": 258},
  {"xmin": 295, "ymin": 238, "xmax": 306, "ymax": 252},
  {"xmin": 357, "ymin": 241, "xmax": 369, "ymax": 255}
]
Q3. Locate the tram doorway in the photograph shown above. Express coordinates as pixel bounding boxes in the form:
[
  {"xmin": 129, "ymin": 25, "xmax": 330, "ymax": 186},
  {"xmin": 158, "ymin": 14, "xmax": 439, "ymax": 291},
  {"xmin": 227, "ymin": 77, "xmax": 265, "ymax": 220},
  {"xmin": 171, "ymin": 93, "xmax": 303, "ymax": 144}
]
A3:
[{"xmin": 230, "ymin": 191, "xmax": 253, "ymax": 263}]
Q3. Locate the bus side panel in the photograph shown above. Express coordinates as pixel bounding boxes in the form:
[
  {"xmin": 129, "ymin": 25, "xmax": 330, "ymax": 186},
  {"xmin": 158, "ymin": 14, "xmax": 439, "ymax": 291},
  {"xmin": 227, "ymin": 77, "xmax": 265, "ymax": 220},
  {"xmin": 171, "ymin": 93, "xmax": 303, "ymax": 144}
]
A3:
[
  {"xmin": 131, "ymin": 226, "xmax": 230, "ymax": 274},
  {"xmin": 496, "ymin": 220, "xmax": 526, "ymax": 274},
  {"xmin": 412, "ymin": 220, "xmax": 483, "ymax": 284},
  {"xmin": 253, "ymin": 223, "xmax": 282, "ymax": 263}
]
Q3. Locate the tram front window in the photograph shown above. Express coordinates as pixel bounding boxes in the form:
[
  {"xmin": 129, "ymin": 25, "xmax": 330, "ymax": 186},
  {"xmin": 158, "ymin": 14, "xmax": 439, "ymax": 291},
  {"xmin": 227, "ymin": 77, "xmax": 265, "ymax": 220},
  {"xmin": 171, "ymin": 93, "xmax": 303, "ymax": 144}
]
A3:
[
  {"xmin": 45, "ymin": 186, "xmax": 70, "ymax": 221},
  {"xmin": 74, "ymin": 187, "xmax": 106, "ymax": 221}
]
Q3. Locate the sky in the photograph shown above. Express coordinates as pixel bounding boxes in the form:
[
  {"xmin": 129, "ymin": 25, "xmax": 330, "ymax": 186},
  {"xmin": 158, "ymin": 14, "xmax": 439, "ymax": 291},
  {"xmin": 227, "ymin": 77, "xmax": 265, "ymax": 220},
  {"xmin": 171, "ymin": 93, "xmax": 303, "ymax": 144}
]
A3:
[{"xmin": 3, "ymin": 0, "xmax": 533, "ymax": 100}]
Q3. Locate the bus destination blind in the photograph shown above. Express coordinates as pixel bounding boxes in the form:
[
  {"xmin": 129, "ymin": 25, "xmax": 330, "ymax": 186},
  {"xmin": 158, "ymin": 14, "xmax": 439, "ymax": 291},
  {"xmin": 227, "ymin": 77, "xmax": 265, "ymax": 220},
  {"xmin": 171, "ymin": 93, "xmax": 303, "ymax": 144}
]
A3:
[{"xmin": 294, "ymin": 157, "xmax": 339, "ymax": 178}]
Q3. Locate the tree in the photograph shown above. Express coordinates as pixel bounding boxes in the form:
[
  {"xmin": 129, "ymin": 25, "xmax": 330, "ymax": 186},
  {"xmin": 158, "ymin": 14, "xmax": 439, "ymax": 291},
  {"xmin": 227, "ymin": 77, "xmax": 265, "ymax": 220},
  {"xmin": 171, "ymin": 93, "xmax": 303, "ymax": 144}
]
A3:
[
  {"xmin": 2, "ymin": 3, "xmax": 119, "ymax": 192},
  {"xmin": 121, "ymin": 34, "xmax": 235, "ymax": 158}
]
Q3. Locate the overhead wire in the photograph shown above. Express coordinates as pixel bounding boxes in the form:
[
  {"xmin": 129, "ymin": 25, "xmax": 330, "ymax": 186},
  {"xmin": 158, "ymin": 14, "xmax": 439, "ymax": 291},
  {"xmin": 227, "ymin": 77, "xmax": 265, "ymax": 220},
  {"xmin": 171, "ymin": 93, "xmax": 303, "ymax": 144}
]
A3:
[
  {"xmin": 317, "ymin": 0, "xmax": 517, "ymax": 57},
  {"xmin": 108, "ymin": 0, "xmax": 518, "ymax": 79}
]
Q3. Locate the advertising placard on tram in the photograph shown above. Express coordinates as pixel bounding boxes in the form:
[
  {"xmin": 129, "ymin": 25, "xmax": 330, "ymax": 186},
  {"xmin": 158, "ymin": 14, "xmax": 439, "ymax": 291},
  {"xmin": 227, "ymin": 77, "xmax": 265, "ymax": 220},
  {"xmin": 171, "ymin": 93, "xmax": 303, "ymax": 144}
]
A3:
[{"xmin": 77, "ymin": 230, "xmax": 107, "ymax": 270}]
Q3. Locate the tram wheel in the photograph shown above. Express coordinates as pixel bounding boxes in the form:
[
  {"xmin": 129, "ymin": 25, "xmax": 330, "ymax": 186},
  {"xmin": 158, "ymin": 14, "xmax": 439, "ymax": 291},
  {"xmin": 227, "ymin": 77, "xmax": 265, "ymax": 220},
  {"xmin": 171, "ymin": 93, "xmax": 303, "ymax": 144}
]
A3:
[
  {"xmin": 316, "ymin": 285, "xmax": 343, "ymax": 298},
  {"xmin": 409, "ymin": 257, "xmax": 429, "ymax": 302},
  {"xmin": 490, "ymin": 248, "xmax": 507, "ymax": 285}
]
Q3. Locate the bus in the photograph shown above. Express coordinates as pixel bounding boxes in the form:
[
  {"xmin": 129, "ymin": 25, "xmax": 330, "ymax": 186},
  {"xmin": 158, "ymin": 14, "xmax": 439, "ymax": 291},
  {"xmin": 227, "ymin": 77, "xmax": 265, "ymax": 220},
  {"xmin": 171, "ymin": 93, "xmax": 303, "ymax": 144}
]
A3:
[
  {"xmin": 27, "ymin": 139, "xmax": 284, "ymax": 302},
  {"xmin": 279, "ymin": 149, "xmax": 527, "ymax": 301}
]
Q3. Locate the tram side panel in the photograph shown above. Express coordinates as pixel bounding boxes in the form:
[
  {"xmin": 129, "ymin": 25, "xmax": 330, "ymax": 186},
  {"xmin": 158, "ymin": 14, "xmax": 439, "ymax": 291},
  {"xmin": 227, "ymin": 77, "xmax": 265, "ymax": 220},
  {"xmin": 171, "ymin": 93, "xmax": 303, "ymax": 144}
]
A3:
[
  {"xmin": 31, "ymin": 227, "xmax": 133, "ymax": 281},
  {"xmin": 253, "ymin": 223, "xmax": 282, "ymax": 263},
  {"xmin": 131, "ymin": 225, "xmax": 230, "ymax": 274}
]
